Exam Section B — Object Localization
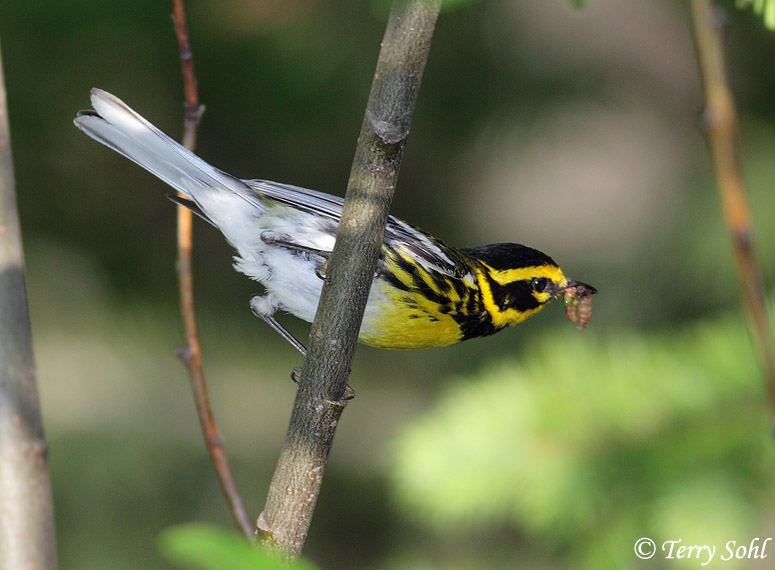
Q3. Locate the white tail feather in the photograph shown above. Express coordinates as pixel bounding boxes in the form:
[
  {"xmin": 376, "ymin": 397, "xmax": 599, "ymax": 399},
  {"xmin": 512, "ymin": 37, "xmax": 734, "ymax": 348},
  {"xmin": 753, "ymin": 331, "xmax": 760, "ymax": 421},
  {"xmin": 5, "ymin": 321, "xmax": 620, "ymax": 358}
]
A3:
[{"xmin": 74, "ymin": 89, "xmax": 264, "ymax": 235}]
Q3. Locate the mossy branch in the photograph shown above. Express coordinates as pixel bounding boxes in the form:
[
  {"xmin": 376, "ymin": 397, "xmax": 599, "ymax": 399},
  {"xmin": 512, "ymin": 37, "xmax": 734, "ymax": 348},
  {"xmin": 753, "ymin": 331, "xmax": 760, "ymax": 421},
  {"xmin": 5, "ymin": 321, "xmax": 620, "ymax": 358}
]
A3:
[{"xmin": 257, "ymin": 0, "xmax": 442, "ymax": 558}]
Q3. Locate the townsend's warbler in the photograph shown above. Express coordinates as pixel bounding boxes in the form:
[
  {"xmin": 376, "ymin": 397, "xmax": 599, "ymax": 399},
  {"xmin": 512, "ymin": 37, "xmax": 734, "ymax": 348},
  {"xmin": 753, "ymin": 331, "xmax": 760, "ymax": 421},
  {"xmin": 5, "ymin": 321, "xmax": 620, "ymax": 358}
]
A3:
[{"xmin": 74, "ymin": 89, "xmax": 595, "ymax": 351}]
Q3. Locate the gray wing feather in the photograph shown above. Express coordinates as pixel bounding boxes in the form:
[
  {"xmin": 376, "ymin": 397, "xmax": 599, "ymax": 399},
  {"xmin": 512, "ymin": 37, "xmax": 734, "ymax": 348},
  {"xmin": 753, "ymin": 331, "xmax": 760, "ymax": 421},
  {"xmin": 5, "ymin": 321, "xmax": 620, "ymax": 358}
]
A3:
[{"xmin": 248, "ymin": 179, "xmax": 463, "ymax": 277}]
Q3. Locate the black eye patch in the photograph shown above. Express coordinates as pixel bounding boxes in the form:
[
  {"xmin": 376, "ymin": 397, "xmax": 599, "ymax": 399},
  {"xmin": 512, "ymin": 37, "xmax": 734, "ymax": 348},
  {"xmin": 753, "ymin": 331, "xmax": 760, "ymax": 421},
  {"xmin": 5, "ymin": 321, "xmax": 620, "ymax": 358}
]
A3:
[{"xmin": 531, "ymin": 277, "xmax": 548, "ymax": 293}]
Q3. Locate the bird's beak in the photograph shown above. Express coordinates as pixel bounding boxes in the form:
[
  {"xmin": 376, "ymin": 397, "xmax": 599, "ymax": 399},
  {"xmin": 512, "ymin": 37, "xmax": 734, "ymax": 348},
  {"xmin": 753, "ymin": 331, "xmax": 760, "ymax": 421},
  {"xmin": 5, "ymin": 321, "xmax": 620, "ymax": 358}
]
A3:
[{"xmin": 562, "ymin": 279, "xmax": 598, "ymax": 295}]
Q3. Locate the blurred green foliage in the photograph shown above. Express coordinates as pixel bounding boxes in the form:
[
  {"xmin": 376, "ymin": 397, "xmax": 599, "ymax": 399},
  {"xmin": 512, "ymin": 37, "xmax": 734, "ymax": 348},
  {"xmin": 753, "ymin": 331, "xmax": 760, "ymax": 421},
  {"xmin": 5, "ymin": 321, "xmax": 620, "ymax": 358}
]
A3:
[
  {"xmin": 159, "ymin": 524, "xmax": 318, "ymax": 570},
  {"xmin": 1, "ymin": 0, "xmax": 775, "ymax": 568},
  {"xmin": 390, "ymin": 312, "xmax": 774, "ymax": 568},
  {"xmin": 737, "ymin": 0, "xmax": 775, "ymax": 29}
]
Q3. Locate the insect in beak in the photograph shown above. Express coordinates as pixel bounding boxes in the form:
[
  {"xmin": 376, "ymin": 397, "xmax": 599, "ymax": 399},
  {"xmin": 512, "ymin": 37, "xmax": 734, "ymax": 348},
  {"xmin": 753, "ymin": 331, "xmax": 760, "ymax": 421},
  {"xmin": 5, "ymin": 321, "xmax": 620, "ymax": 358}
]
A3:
[{"xmin": 560, "ymin": 280, "xmax": 597, "ymax": 330}]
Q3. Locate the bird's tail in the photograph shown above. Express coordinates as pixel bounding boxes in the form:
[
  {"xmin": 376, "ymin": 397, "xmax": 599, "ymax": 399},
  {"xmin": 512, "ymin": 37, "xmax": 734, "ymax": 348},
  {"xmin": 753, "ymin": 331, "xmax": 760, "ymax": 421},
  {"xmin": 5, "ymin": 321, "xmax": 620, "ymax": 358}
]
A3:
[{"xmin": 74, "ymin": 89, "xmax": 264, "ymax": 235}]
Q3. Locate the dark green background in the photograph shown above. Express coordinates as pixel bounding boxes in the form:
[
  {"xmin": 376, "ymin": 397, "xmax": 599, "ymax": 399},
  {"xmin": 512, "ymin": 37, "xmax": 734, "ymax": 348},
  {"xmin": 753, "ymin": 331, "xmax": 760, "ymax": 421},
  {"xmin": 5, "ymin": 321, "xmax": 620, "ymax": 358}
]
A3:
[{"xmin": 2, "ymin": 1, "xmax": 775, "ymax": 568}]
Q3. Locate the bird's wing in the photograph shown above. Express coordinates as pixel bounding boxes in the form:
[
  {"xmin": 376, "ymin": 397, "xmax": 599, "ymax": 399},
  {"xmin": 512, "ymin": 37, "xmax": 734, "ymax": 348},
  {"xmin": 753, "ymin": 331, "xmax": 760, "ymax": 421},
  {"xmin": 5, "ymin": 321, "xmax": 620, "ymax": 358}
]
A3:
[{"xmin": 248, "ymin": 179, "xmax": 466, "ymax": 278}]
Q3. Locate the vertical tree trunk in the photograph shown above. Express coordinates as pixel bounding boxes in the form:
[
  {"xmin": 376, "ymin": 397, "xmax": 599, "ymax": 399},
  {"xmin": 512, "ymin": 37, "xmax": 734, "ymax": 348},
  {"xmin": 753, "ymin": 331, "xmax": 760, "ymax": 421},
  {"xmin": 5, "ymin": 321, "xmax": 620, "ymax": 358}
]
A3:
[
  {"xmin": 0, "ymin": 39, "xmax": 58, "ymax": 570},
  {"xmin": 258, "ymin": 0, "xmax": 442, "ymax": 558}
]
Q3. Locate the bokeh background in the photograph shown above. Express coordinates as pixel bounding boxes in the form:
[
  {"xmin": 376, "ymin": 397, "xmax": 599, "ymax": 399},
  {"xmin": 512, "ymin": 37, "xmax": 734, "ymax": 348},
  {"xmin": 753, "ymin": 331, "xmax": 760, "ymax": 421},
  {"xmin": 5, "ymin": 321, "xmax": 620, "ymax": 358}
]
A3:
[{"xmin": 2, "ymin": 0, "xmax": 775, "ymax": 568}]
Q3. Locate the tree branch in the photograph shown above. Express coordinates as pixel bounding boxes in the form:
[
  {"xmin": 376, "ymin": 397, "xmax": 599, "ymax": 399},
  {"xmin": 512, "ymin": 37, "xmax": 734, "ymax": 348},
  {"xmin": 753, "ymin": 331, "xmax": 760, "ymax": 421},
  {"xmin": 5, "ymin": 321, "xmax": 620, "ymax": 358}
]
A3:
[
  {"xmin": 258, "ymin": 0, "xmax": 442, "ymax": 558},
  {"xmin": 689, "ymin": 0, "xmax": 775, "ymax": 411},
  {"xmin": 171, "ymin": 0, "xmax": 253, "ymax": 540},
  {"xmin": 0, "ymin": 38, "xmax": 58, "ymax": 570}
]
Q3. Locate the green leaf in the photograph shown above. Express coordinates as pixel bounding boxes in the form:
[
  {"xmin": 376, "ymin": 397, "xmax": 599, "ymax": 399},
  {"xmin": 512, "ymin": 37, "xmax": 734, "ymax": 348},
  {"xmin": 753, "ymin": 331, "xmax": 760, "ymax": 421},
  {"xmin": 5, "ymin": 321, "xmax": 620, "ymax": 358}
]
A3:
[
  {"xmin": 565, "ymin": 0, "xmax": 589, "ymax": 8},
  {"xmin": 159, "ymin": 524, "xmax": 318, "ymax": 570},
  {"xmin": 737, "ymin": 0, "xmax": 775, "ymax": 30}
]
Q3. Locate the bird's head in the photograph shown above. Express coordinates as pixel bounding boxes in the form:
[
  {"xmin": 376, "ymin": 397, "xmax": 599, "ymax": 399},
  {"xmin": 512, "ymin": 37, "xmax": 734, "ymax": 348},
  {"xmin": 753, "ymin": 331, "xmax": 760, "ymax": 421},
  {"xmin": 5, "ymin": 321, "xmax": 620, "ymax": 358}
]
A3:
[{"xmin": 464, "ymin": 243, "xmax": 596, "ymax": 328}]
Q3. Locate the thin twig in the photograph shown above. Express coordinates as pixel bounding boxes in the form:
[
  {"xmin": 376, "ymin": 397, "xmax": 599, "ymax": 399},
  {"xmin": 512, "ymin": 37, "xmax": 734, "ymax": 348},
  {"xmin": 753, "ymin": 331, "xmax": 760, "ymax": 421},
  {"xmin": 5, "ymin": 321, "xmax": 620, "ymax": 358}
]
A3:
[
  {"xmin": 171, "ymin": 0, "xmax": 254, "ymax": 540},
  {"xmin": 0, "ymin": 39, "xmax": 58, "ymax": 569},
  {"xmin": 689, "ymin": 0, "xmax": 775, "ymax": 412},
  {"xmin": 258, "ymin": 0, "xmax": 442, "ymax": 558}
]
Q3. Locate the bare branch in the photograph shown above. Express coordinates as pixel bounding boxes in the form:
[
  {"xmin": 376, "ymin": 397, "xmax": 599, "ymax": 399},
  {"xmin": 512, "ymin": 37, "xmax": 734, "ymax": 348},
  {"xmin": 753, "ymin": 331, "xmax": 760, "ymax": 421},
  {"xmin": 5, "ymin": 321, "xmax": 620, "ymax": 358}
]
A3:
[
  {"xmin": 258, "ymin": 0, "xmax": 442, "ymax": 558},
  {"xmin": 171, "ymin": 0, "xmax": 253, "ymax": 540},
  {"xmin": 689, "ymin": 0, "xmax": 775, "ymax": 411},
  {"xmin": 0, "ymin": 39, "xmax": 57, "ymax": 570}
]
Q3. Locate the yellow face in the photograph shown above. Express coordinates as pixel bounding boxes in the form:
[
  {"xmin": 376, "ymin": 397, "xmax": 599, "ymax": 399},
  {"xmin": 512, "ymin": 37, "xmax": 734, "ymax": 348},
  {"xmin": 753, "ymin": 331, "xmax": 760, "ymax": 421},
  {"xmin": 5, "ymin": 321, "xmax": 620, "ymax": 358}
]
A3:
[{"xmin": 475, "ymin": 263, "xmax": 569, "ymax": 329}]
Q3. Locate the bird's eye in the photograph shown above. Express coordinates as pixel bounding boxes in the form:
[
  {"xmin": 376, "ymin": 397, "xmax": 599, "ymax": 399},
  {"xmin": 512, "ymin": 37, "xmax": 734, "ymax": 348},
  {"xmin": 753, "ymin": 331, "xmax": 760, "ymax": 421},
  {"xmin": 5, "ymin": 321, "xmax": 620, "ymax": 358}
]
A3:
[{"xmin": 532, "ymin": 277, "xmax": 548, "ymax": 293}]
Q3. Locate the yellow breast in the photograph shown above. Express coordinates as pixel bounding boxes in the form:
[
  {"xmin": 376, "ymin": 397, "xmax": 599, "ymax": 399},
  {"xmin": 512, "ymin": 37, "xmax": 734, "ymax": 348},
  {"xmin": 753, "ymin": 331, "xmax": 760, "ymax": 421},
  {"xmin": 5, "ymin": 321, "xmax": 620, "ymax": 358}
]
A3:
[{"xmin": 358, "ymin": 280, "xmax": 464, "ymax": 349}]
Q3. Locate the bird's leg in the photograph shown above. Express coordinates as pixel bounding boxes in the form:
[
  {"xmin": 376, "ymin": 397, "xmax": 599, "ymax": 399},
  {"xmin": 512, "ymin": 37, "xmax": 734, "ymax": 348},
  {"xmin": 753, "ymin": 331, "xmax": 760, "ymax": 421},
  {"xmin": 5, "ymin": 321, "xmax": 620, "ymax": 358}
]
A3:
[
  {"xmin": 290, "ymin": 366, "xmax": 356, "ymax": 402},
  {"xmin": 249, "ymin": 295, "xmax": 307, "ymax": 355},
  {"xmin": 250, "ymin": 242, "xmax": 355, "ymax": 396},
  {"xmin": 250, "ymin": 295, "xmax": 355, "ymax": 399}
]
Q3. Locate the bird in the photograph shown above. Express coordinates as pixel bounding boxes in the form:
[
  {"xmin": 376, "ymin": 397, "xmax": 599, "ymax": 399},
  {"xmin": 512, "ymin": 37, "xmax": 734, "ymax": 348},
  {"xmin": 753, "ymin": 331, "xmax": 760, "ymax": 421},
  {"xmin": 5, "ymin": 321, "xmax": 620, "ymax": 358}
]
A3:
[{"xmin": 74, "ymin": 89, "xmax": 595, "ymax": 353}]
